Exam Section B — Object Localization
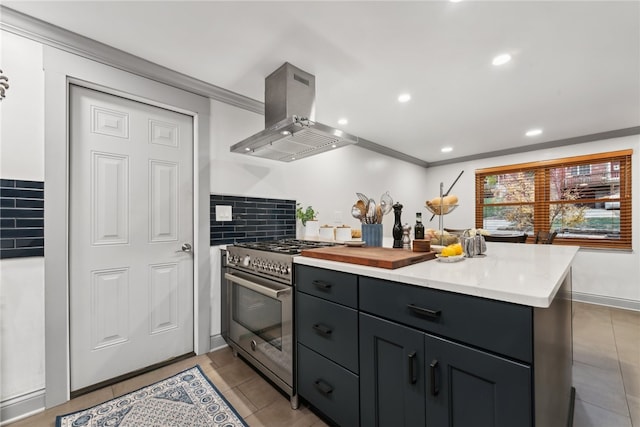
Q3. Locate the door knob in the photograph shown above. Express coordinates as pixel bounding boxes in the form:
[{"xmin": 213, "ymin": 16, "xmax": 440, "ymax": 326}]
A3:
[{"xmin": 181, "ymin": 243, "xmax": 192, "ymax": 252}]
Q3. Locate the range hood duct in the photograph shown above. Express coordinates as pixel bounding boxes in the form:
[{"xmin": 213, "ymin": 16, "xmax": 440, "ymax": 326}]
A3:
[{"xmin": 230, "ymin": 62, "xmax": 359, "ymax": 162}]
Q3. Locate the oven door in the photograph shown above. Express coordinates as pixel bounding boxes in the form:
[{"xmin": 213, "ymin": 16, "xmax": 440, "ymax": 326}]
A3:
[{"xmin": 225, "ymin": 270, "xmax": 293, "ymax": 388}]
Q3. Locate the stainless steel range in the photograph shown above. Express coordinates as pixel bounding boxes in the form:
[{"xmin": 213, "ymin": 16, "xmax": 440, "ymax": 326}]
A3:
[{"xmin": 224, "ymin": 239, "xmax": 335, "ymax": 409}]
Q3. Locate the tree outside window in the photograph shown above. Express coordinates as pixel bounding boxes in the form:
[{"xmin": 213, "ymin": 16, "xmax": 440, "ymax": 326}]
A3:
[{"xmin": 475, "ymin": 150, "xmax": 632, "ymax": 249}]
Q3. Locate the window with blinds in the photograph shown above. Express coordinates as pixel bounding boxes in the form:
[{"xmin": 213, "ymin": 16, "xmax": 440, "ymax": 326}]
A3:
[{"xmin": 475, "ymin": 150, "xmax": 632, "ymax": 249}]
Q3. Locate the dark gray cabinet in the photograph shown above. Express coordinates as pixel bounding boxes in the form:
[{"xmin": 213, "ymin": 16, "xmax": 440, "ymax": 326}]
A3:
[
  {"xmin": 296, "ymin": 266, "xmax": 360, "ymax": 426},
  {"xmin": 359, "ymin": 313, "xmax": 531, "ymax": 427},
  {"xmin": 295, "ymin": 264, "xmax": 573, "ymax": 427},
  {"xmin": 297, "ymin": 292, "xmax": 359, "ymax": 373},
  {"xmin": 359, "ymin": 276, "xmax": 533, "ymax": 363},
  {"xmin": 359, "ymin": 313, "xmax": 425, "ymax": 427},
  {"xmin": 425, "ymin": 334, "xmax": 531, "ymax": 427},
  {"xmin": 297, "ymin": 343, "xmax": 359, "ymax": 427}
]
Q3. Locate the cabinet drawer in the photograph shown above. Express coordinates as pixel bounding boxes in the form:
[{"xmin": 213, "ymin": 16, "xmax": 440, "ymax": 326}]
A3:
[
  {"xmin": 297, "ymin": 292, "xmax": 359, "ymax": 373},
  {"xmin": 296, "ymin": 265, "xmax": 358, "ymax": 308},
  {"xmin": 297, "ymin": 344, "xmax": 359, "ymax": 427},
  {"xmin": 359, "ymin": 277, "xmax": 533, "ymax": 363}
]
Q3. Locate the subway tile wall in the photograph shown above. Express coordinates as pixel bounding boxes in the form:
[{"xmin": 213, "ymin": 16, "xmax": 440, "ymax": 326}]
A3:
[
  {"xmin": 210, "ymin": 195, "xmax": 296, "ymax": 245},
  {"xmin": 0, "ymin": 179, "xmax": 45, "ymax": 259},
  {"xmin": 1, "ymin": 186, "xmax": 297, "ymax": 255}
]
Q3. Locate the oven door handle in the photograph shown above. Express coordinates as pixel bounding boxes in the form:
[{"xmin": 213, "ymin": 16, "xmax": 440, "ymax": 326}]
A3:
[{"xmin": 225, "ymin": 273, "xmax": 291, "ymax": 299}]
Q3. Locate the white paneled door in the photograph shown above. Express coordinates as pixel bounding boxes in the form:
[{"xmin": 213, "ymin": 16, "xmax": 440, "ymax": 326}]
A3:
[{"xmin": 69, "ymin": 85, "xmax": 194, "ymax": 391}]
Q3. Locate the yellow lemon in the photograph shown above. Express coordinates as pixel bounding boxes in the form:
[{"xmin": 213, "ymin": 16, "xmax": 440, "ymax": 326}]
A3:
[
  {"xmin": 452, "ymin": 243, "xmax": 463, "ymax": 255},
  {"xmin": 441, "ymin": 247, "xmax": 455, "ymax": 257}
]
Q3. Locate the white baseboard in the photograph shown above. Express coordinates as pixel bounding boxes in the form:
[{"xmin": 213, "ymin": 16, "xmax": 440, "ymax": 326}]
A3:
[
  {"xmin": 210, "ymin": 334, "xmax": 228, "ymax": 352},
  {"xmin": 0, "ymin": 389, "xmax": 45, "ymax": 426},
  {"xmin": 573, "ymin": 292, "xmax": 640, "ymax": 311}
]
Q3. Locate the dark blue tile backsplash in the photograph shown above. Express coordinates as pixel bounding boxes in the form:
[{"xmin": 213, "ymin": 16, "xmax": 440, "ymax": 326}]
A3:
[
  {"xmin": 1, "ymin": 184, "xmax": 296, "ymax": 255},
  {"xmin": 0, "ymin": 179, "xmax": 45, "ymax": 259},
  {"xmin": 210, "ymin": 194, "xmax": 296, "ymax": 245}
]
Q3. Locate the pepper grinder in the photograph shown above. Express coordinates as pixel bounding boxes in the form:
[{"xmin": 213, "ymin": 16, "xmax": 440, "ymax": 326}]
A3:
[
  {"xmin": 402, "ymin": 223, "xmax": 412, "ymax": 250},
  {"xmin": 392, "ymin": 202, "xmax": 403, "ymax": 248}
]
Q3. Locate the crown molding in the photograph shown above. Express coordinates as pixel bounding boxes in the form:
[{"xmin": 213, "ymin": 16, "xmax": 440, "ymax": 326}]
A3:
[
  {"xmin": 428, "ymin": 126, "xmax": 640, "ymax": 168},
  {"xmin": 0, "ymin": 5, "xmax": 264, "ymax": 115}
]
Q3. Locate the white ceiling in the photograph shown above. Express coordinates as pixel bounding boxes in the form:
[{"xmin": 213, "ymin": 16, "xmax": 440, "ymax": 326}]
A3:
[{"xmin": 4, "ymin": 1, "xmax": 640, "ymax": 164}]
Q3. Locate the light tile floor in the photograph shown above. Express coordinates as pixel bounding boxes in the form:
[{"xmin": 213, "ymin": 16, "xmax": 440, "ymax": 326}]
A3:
[
  {"xmin": 7, "ymin": 301, "xmax": 639, "ymax": 426},
  {"xmin": 573, "ymin": 302, "xmax": 639, "ymax": 427},
  {"xmin": 7, "ymin": 349, "xmax": 329, "ymax": 427}
]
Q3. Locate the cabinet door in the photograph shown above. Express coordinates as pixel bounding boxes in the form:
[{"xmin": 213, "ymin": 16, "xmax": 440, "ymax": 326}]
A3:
[
  {"xmin": 425, "ymin": 334, "xmax": 532, "ymax": 427},
  {"xmin": 360, "ymin": 313, "xmax": 425, "ymax": 427}
]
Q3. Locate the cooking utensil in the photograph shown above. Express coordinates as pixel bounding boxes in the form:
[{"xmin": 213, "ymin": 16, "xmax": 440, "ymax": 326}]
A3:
[
  {"xmin": 376, "ymin": 205, "xmax": 383, "ymax": 224},
  {"xmin": 366, "ymin": 198, "xmax": 376, "ymax": 224},
  {"xmin": 351, "ymin": 204, "xmax": 364, "ymax": 222},
  {"xmin": 356, "ymin": 192, "xmax": 369, "ymax": 204},
  {"xmin": 356, "ymin": 200, "xmax": 367, "ymax": 217},
  {"xmin": 380, "ymin": 191, "xmax": 393, "ymax": 215}
]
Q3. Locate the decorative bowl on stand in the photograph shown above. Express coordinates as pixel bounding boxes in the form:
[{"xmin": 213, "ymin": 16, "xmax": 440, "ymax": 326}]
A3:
[
  {"xmin": 425, "ymin": 203, "xmax": 459, "ymax": 246},
  {"xmin": 424, "ymin": 203, "xmax": 459, "ymax": 216}
]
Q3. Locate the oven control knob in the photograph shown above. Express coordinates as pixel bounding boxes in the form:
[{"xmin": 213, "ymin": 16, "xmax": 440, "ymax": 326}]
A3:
[
  {"xmin": 243, "ymin": 255, "xmax": 250, "ymax": 267},
  {"xmin": 250, "ymin": 340, "xmax": 257, "ymax": 351}
]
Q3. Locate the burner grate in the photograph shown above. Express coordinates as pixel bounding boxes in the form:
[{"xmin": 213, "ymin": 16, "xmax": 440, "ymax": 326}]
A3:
[{"xmin": 233, "ymin": 239, "xmax": 335, "ymax": 254}]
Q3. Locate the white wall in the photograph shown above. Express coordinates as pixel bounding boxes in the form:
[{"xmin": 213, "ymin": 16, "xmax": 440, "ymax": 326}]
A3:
[
  {"xmin": 0, "ymin": 32, "xmax": 46, "ymax": 405},
  {"xmin": 423, "ymin": 135, "xmax": 640, "ymax": 305},
  {"xmin": 0, "ymin": 258, "xmax": 45, "ymax": 401},
  {"xmin": 210, "ymin": 99, "xmax": 432, "ymax": 231},
  {"xmin": 0, "ymin": 31, "xmax": 45, "ymax": 181}
]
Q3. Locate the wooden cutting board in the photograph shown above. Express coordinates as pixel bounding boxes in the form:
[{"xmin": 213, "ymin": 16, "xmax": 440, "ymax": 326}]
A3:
[{"xmin": 300, "ymin": 246, "xmax": 437, "ymax": 269}]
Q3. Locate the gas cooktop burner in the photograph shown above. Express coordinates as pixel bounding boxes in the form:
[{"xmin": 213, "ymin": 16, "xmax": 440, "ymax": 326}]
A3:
[{"xmin": 233, "ymin": 239, "xmax": 335, "ymax": 255}]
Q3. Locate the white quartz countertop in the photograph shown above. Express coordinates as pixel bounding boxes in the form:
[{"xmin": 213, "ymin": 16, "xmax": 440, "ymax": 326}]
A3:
[{"xmin": 294, "ymin": 242, "xmax": 579, "ymax": 308}]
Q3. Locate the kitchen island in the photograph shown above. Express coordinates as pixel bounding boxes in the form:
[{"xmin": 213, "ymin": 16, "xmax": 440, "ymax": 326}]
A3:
[{"xmin": 293, "ymin": 242, "xmax": 579, "ymax": 427}]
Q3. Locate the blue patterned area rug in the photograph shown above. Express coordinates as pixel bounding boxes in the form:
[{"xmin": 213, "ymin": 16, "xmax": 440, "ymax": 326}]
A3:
[{"xmin": 56, "ymin": 365, "xmax": 248, "ymax": 427}]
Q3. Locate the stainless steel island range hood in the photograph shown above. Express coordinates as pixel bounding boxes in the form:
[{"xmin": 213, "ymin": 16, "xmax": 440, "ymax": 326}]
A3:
[{"xmin": 230, "ymin": 62, "xmax": 359, "ymax": 162}]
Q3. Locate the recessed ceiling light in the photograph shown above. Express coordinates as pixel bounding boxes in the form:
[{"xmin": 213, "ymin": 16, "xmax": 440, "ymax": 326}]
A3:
[
  {"xmin": 398, "ymin": 93, "xmax": 411, "ymax": 103},
  {"xmin": 525, "ymin": 129, "xmax": 543, "ymax": 137},
  {"xmin": 492, "ymin": 53, "xmax": 512, "ymax": 66},
  {"xmin": 441, "ymin": 146, "xmax": 453, "ymax": 153},
  {"xmin": 281, "ymin": 130, "xmax": 291, "ymax": 136},
  {"xmin": 338, "ymin": 118, "xmax": 348, "ymax": 125},
  {"xmin": 332, "ymin": 144, "xmax": 337, "ymax": 148},
  {"xmin": 244, "ymin": 147, "xmax": 251, "ymax": 151}
]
